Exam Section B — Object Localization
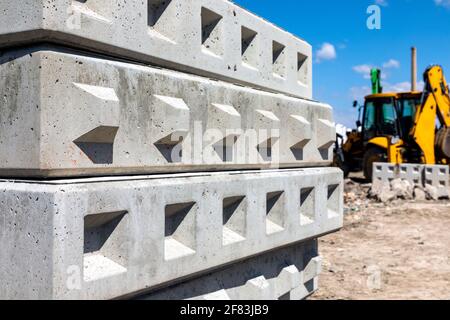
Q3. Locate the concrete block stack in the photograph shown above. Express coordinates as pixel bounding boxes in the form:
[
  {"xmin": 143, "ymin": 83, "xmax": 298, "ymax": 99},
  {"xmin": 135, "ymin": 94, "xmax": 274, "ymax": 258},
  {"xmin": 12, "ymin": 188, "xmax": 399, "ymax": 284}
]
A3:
[{"xmin": 0, "ymin": 0, "xmax": 343, "ymax": 300}]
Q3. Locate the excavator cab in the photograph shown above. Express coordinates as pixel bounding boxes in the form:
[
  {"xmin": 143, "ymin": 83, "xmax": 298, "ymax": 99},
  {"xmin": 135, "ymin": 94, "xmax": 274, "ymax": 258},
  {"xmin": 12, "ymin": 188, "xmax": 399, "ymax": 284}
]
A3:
[
  {"xmin": 340, "ymin": 92, "xmax": 421, "ymax": 178},
  {"xmin": 396, "ymin": 93, "xmax": 421, "ymax": 138},
  {"xmin": 362, "ymin": 94, "xmax": 400, "ymax": 141}
]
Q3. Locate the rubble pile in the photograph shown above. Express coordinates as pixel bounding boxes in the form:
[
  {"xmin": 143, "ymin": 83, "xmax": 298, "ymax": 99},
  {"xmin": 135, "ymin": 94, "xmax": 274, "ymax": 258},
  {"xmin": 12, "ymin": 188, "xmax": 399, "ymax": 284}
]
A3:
[{"xmin": 369, "ymin": 178, "xmax": 450, "ymax": 203}]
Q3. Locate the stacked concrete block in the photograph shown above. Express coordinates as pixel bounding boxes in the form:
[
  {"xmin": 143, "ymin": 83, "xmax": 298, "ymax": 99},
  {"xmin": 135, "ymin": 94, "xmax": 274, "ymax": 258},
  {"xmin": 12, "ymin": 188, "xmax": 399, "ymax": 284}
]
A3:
[
  {"xmin": 0, "ymin": 0, "xmax": 312, "ymax": 99},
  {"xmin": 0, "ymin": 169, "xmax": 342, "ymax": 299},
  {"xmin": 0, "ymin": 46, "xmax": 334, "ymax": 178},
  {"xmin": 0, "ymin": 0, "xmax": 343, "ymax": 300},
  {"xmin": 138, "ymin": 240, "xmax": 322, "ymax": 300},
  {"xmin": 373, "ymin": 163, "xmax": 449, "ymax": 197}
]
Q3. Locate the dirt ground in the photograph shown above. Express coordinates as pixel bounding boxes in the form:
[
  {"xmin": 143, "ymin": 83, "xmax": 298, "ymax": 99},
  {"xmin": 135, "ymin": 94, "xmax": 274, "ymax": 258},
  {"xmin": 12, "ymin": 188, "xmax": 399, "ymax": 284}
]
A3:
[{"xmin": 311, "ymin": 174, "xmax": 450, "ymax": 300}]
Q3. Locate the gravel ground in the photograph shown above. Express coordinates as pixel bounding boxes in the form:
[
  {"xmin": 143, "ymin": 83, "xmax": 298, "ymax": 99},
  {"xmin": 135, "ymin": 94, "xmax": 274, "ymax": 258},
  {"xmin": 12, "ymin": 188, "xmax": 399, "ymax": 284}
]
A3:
[{"xmin": 310, "ymin": 175, "xmax": 450, "ymax": 300}]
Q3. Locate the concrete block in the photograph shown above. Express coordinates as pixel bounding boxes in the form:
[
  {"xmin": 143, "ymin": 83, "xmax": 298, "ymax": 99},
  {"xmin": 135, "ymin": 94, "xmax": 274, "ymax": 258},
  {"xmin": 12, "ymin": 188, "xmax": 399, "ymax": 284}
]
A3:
[
  {"xmin": 423, "ymin": 165, "xmax": 449, "ymax": 190},
  {"xmin": 0, "ymin": 0, "xmax": 312, "ymax": 99},
  {"xmin": 274, "ymin": 265, "xmax": 301, "ymax": 297},
  {"xmin": 0, "ymin": 168, "xmax": 343, "ymax": 300},
  {"xmin": 373, "ymin": 163, "xmax": 449, "ymax": 197},
  {"xmin": 303, "ymin": 256, "xmax": 322, "ymax": 283},
  {"xmin": 137, "ymin": 240, "xmax": 320, "ymax": 300},
  {"xmin": 0, "ymin": 46, "xmax": 335, "ymax": 178}
]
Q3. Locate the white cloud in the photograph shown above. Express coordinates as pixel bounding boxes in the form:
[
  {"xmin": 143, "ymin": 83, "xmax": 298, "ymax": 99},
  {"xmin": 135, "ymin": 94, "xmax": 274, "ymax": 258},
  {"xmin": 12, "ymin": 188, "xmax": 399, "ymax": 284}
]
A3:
[
  {"xmin": 353, "ymin": 59, "xmax": 399, "ymax": 79},
  {"xmin": 315, "ymin": 43, "xmax": 337, "ymax": 63},
  {"xmin": 384, "ymin": 81, "xmax": 425, "ymax": 92},
  {"xmin": 435, "ymin": 0, "xmax": 450, "ymax": 8},
  {"xmin": 384, "ymin": 81, "xmax": 411, "ymax": 92},
  {"xmin": 350, "ymin": 81, "xmax": 425, "ymax": 102},
  {"xmin": 352, "ymin": 64, "xmax": 373, "ymax": 79},
  {"xmin": 382, "ymin": 59, "xmax": 400, "ymax": 69}
]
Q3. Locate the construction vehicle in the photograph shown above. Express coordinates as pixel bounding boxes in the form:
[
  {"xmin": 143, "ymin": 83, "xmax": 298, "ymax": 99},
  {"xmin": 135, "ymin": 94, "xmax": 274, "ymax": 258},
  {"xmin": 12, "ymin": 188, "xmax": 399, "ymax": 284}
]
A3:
[{"xmin": 336, "ymin": 48, "xmax": 450, "ymax": 179}]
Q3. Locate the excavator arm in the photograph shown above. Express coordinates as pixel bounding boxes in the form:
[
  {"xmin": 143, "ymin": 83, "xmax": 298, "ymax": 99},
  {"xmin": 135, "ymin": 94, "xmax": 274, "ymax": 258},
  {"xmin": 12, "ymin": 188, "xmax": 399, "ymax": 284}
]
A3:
[{"xmin": 410, "ymin": 65, "xmax": 450, "ymax": 164}]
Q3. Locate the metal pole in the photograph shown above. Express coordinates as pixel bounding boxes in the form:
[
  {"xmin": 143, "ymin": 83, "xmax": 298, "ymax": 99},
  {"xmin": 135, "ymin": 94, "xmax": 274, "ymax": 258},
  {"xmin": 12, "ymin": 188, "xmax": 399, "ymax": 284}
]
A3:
[{"xmin": 411, "ymin": 47, "xmax": 417, "ymax": 91}]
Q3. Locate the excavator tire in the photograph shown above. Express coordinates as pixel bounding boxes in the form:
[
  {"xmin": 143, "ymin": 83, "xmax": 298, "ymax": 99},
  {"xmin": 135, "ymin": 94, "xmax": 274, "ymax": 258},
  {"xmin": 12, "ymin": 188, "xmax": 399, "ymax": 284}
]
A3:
[{"xmin": 363, "ymin": 147, "xmax": 387, "ymax": 180}]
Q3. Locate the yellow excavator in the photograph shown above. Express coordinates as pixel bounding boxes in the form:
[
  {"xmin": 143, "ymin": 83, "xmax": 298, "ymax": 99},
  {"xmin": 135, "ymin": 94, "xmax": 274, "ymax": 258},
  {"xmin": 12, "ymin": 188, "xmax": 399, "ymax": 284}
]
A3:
[{"xmin": 336, "ymin": 63, "xmax": 450, "ymax": 179}]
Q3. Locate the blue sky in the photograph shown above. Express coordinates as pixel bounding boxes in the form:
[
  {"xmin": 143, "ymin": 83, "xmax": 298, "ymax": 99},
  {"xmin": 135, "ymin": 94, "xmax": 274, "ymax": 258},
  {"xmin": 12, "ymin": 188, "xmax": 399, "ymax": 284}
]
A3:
[{"xmin": 233, "ymin": 0, "xmax": 450, "ymax": 127}]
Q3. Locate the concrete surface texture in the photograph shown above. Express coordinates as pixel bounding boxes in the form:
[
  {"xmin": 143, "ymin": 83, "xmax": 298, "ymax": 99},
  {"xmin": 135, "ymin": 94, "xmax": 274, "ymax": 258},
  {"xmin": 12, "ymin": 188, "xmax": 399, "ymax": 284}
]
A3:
[
  {"xmin": 138, "ymin": 240, "xmax": 321, "ymax": 300},
  {"xmin": 0, "ymin": 168, "xmax": 343, "ymax": 300},
  {"xmin": 0, "ymin": 46, "xmax": 335, "ymax": 178},
  {"xmin": 0, "ymin": 0, "xmax": 312, "ymax": 99},
  {"xmin": 373, "ymin": 163, "xmax": 449, "ymax": 199}
]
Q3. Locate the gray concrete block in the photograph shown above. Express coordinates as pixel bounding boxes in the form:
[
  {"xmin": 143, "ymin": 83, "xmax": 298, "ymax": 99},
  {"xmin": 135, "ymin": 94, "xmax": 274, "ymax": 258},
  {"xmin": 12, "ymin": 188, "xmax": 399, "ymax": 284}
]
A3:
[
  {"xmin": 373, "ymin": 162, "xmax": 449, "ymax": 197},
  {"xmin": 137, "ymin": 240, "xmax": 320, "ymax": 300},
  {"xmin": 423, "ymin": 165, "xmax": 449, "ymax": 190},
  {"xmin": 0, "ymin": 46, "xmax": 335, "ymax": 178},
  {"xmin": 0, "ymin": 0, "xmax": 312, "ymax": 99},
  {"xmin": 0, "ymin": 168, "xmax": 343, "ymax": 300}
]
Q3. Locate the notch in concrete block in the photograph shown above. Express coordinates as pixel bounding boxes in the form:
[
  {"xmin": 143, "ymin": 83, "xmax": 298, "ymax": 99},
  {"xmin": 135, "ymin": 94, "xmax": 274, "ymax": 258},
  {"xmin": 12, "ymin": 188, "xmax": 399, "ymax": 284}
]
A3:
[
  {"xmin": 73, "ymin": 82, "xmax": 119, "ymax": 102},
  {"xmin": 165, "ymin": 202, "xmax": 197, "ymax": 260},
  {"xmin": 304, "ymin": 256, "xmax": 322, "ymax": 283},
  {"xmin": 257, "ymin": 137, "xmax": 278, "ymax": 162},
  {"xmin": 83, "ymin": 211, "xmax": 128, "ymax": 282},
  {"xmin": 316, "ymin": 119, "xmax": 335, "ymax": 161},
  {"xmin": 275, "ymin": 265, "xmax": 301, "ymax": 298},
  {"xmin": 290, "ymin": 141, "xmax": 308, "ymax": 161},
  {"xmin": 152, "ymin": 94, "xmax": 190, "ymax": 163},
  {"xmin": 241, "ymin": 26, "xmax": 259, "ymax": 70},
  {"xmin": 288, "ymin": 115, "xmax": 311, "ymax": 161},
  {"xmin": 327, "ymin": 184, "xmax": 341, "ymax": 218},
  {"xmin": 72, "ymin": 82, "xmax": 120, "ymax": 164},
  {"xmin": 278, "ymin": 292, "xmax": 291, "ymax": 300},
  {"xmin": 272, "ymin": 41, "xmax": 286, "ymax": 79},
  {"xmin": 223, "ymin": 196, "xmax": 247, "ymax": 246},
  {"xmin": 209, "ymin": 103, "xmax": 242, "ymax": 129},
  {"xmin": 213, "ymin": 135, "xmax": 239, "ymax": 162},
  {"xmin": 154, "ymin": 133, "xmax": 185, "ymax": 163},
  {"xmin": 74, "ymin": 126, "xmax": 119, "ymax": 164},
  {"xmin": 297, "ymin": 53, "xmax": 308, "ymax": 85},
  {"xmin": 148, "ymin": 0, "xmax": 172, "ymax": 27},
  {"xmin": 300, "ymin": 187, "xmax": 315, "ymax": 225},
  {"xmin": 147, "ymin": 0, "xmax": 176, "ymax": 43},
  {"xmin": 254, "ymin": 109, "xmax": 280, "ymax": 162},
  {"xmin": 243, "ymin": 276, "xmax": 274, "ymax": 300},
  {"xmin": 201, "ymin": 7, "xmax": 223, "ymax": 57},
  {"xmin": 73, "ymin": 82, "xmax": 117, "ymax": 98},
  {"xmin": 266, "ymin": 191, "xmax": 286, "ymax": 235},
  {"xmin": 72, "ymin": 0, "xmax": 112, "ymax": 23}
]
